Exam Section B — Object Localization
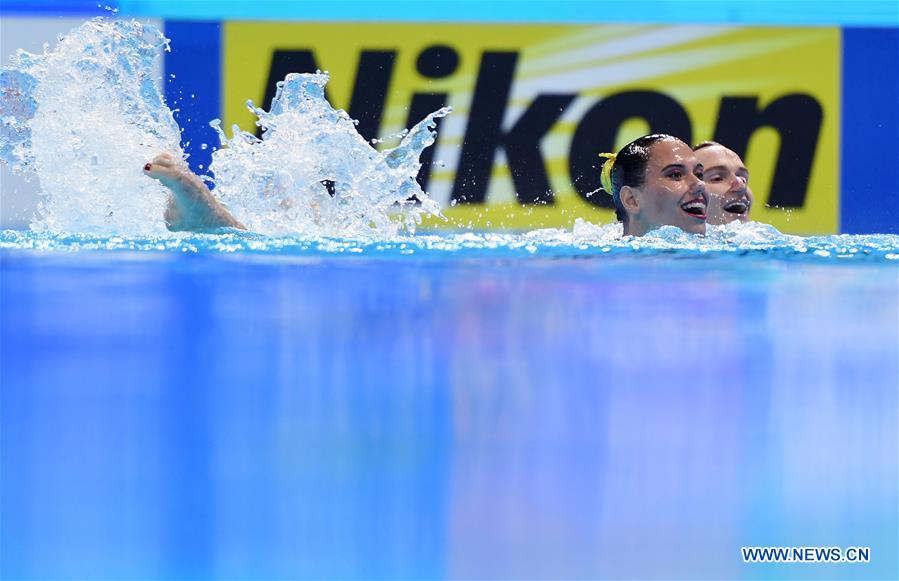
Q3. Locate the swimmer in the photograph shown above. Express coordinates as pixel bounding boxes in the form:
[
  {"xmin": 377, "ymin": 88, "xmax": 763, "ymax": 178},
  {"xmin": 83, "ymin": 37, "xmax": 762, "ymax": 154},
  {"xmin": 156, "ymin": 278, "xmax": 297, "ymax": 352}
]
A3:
[
  {"xmin": 599, "ymin": 134, "xmax": 708, "ymax": 237},
  {"xmin": 143, "ymin": 152, "xmax": 246, "ymax": 231},
  {"xmin": 692, "ymin": 141, "xmax": 753, "ymax": 224}
]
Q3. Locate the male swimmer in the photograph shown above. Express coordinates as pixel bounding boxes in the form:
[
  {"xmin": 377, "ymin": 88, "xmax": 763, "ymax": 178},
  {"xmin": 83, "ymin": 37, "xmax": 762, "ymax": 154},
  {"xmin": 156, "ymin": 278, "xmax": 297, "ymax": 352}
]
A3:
[
  {"xmin": 143, "ymin": 152, "xmax": 246, "ymax": 232},
  {"xmin": 598, "ymin": 134, "xmax": 708, "ymax": 237},
  {"xmin": 692, "ymin": 141, "xmax": 753, "ymax": 224}
]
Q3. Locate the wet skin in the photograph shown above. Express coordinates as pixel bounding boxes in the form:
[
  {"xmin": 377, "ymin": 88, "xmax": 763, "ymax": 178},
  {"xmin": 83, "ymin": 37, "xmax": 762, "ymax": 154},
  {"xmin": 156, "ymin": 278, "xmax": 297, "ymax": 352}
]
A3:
[
  {"xmin": 143, "ymin": 153, "xmax": 246, "ymax": 232},
  {"xmin": 693, "ymin": 144, "xmax": 753, "ymax": 225},
  {"xmin": 621, "ymin": 138, "xmax": 708, "ymax": 236}
]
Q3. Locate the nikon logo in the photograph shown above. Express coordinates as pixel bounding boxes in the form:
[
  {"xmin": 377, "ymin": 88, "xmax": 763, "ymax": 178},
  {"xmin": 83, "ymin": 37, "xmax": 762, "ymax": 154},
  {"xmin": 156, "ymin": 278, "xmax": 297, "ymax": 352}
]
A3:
[{"xmin": 261, "ymin": 46, "xmax": 823, "ymax": 209}]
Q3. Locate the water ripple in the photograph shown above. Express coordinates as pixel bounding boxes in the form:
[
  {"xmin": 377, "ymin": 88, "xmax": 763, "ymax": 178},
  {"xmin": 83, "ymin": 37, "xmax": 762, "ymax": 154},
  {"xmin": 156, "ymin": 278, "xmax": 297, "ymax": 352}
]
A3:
[{"xmin": 3, "ymin": 221, "xmax": 897, "ymax": 263}]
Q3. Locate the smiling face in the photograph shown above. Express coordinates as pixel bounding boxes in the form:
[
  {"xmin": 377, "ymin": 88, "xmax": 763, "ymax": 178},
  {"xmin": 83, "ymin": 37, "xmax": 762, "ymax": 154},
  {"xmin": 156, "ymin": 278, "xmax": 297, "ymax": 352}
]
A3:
[
  {"xmin": 693, "ymin": 144, "xmax": 753, "ymax": 224},
  {"xmin": 620, "ymin": 138, "xmax": 708, "ymax": 236}
]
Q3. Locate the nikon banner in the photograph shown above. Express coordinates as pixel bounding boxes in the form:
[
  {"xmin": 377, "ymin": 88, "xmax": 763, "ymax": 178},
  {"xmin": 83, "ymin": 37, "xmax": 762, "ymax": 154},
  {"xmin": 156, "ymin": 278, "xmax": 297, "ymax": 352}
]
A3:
[{"xmin": 214, "ymin": 23, "xmax": 840, "ymax": 234}]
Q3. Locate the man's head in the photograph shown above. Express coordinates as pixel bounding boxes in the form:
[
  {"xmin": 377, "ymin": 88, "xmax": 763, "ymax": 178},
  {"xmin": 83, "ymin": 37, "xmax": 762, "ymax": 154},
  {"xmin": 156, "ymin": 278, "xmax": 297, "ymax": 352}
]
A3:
[
  {"xmin": 692, "ymin": 142, "xmax": 753, "ymax": 225},
  {"xmin": 602, "ymin": 134, "xmax": 708, "ymax": 237}
]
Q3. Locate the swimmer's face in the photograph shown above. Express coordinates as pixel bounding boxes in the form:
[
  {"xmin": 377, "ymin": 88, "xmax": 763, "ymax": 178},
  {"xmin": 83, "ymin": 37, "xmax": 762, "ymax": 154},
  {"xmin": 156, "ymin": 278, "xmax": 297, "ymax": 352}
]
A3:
[
  {"xmin": 621, "ymin": 138, "xmax": 707, "ymax": 236},
  {"xmin": 694, "ymin": 145, "xmax": 753, "ymax": 224}
]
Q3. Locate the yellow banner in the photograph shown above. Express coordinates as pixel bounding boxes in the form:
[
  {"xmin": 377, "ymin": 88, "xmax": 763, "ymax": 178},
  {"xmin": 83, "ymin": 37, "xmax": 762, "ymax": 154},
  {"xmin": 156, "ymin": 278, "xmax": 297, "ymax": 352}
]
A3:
[{"xmin": 223, "ymin": 23, "xmax": 839, "ymax": 234}]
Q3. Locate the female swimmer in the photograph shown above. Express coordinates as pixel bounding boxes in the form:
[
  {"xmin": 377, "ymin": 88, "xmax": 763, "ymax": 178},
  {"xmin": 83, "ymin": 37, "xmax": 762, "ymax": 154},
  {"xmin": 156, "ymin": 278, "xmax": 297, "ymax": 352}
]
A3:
[
  {"xmin": 599, "ymin": 134, "xmax": 708, "ymax": 236},
  {"xmin": 147, "ymin": 133, "xmax": 713, "ymax": 236}
]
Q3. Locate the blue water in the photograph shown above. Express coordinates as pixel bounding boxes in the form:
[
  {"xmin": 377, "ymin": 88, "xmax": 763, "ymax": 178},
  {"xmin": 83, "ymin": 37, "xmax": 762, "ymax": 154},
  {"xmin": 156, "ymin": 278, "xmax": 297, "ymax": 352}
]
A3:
[{"xmin": 1, "ymin": 231, "xmax": 898, "ymax": 580}]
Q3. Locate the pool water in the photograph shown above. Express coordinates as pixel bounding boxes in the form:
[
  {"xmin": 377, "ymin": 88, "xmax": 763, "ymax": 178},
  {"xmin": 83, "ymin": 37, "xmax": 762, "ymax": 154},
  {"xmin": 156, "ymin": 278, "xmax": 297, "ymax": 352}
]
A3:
[{"xmin": 1, "ymin": 231, "xmax": 897, "ymax": 579}]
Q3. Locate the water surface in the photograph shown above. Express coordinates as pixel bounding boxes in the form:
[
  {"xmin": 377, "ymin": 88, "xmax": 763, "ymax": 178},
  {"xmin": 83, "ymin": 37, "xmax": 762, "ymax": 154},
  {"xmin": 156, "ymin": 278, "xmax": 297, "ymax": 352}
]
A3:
[{"xmin": 2, "ymin": 240, "xmax": 896, "ymax": 580}]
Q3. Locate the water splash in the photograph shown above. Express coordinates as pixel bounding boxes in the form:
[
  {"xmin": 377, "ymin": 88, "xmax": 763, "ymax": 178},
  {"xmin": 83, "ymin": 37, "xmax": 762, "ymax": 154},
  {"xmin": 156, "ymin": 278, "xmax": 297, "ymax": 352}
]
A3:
[
  {"xmin": 1, "ymin": 19, "xmax": 448, "ymax": 238},
  {"xmin": 1, "ymin": 18, "xmax": 180, "ymax": 235},
  {"xmin": 209, "ymin": 72, "xmax": 450, "ymax": 237},
  {"xmin": 3, "ymin": 221, "xmax": 897, "ymax": 263}
]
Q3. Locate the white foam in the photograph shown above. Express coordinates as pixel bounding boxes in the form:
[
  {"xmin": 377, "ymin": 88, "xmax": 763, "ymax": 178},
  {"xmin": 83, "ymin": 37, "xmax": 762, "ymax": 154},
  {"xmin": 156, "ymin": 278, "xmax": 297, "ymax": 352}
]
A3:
[
  {"xmin": 1, "ymin": 19, "xmax": 449, "ymax": 239},
  {"xmin": 209, "ymin": 72, "xmax": 449, "ymax": 237},
  {"xmin": 1, "ymin": 18, "xmax": 180, "ymax": 235}
]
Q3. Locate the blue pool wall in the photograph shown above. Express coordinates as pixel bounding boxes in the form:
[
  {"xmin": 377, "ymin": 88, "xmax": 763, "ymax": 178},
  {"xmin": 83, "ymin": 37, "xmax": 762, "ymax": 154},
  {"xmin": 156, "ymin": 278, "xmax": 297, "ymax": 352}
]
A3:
[
  {"xmin": 841, "ymin": 27, "xmax": 899, "ymax": 234},
  {"xmin": 1, "ymin": 1, "xmax": 897, "ymax": 234}
]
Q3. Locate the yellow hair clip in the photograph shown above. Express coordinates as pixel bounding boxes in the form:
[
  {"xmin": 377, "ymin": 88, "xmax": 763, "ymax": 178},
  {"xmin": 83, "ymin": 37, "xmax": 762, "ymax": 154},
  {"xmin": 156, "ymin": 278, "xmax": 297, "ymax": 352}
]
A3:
[{"xmin": 598, "ymin": 152, "xmax": 616, "ymax": 194}]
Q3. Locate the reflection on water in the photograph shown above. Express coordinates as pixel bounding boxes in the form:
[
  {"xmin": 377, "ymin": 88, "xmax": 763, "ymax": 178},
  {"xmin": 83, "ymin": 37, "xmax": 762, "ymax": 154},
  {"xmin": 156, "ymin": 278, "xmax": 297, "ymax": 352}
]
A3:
[{"xmin": 1, "ymin": 253, "xmax": 897, "ymax": 579}]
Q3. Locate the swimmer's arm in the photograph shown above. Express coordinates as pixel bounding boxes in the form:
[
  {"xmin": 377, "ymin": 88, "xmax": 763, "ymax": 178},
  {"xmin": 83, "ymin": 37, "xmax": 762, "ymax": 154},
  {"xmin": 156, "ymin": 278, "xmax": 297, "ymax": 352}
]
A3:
[{"xmin": 144, "ymin": 153, "xmax": 247, "ymax": 232}]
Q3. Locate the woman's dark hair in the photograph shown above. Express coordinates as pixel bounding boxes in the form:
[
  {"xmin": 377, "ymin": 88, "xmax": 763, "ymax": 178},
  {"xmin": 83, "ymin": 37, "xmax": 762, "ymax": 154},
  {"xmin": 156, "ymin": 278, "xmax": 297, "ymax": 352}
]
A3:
[{"xmin": 601, "ymin": 134, "xmax": 677, "ymax": 224}]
